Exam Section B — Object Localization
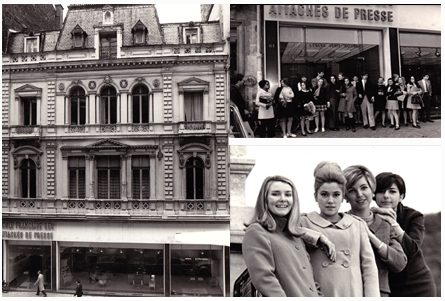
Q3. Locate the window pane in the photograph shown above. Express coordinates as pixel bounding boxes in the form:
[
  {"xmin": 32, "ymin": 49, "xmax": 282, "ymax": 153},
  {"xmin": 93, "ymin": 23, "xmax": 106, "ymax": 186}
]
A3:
[
  {"xmin": 109, "ymin": 170, "xmax": 120, "ymax": 199},
  {"xmin": 186, "ymin": 167, "xmax": 194, "ymax": 199},
  {"xmin": 135, "ymin": 31, "xmax": 143, "ymax": 43},
  {"xmin": 195, "ymin": 166, "xmax": 204, "ymax": 199},
  {"xmin": 132, "ymin": 169, "xmax": 141, "ymax": 199},
  {"xmin": 78, "ymin": 170, "xmax": 85, "ymax": 198},
  {"xmin": 79, "ymin": 98, "xmax": 86, "ymax": 125},
  {"xmin": 133, "ymin": 95, "xmax": 140, "ymax": 123},
  {"xmin": 24, "ymin": 100, "xmax": 30, "ymax": 125},
  {"xmin": 97, "ymin": 170, "xmax": 108, "ymax": 199},
  {"xmin": 21, "ymin": 166, "xmax": 29, "ymax": 198},
  {"xmin": 141, "ymin": 169, "xmax": 150, "ymax": 199},
  {"xmin": 26, "ymin": 38, "xmax": 38, "ymax": 53},
  {"xmin": 184, "ymin": 92, "xmax": 203, "ymax": 121},
  {"xmin": 69, "ymin": 170, "xmax": 78, "ymax": 198},
  {"xmin": 110, "ymin": 97, "xmax": 117, "ymax": 124},
  {"xmin": 74, "ymin": 34, "xmax": 82, "ymax": 47},
  {"xmin": 142, "ymin": 95, "xmax": 149, "ymax": 123},
  {"xmin": 71, "ymin": 99, "xmax": 78, "ymax": 125}
]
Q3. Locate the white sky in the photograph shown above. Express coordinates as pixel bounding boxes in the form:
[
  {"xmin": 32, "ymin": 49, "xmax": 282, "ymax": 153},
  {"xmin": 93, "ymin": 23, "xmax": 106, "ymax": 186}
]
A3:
[
  {"xmin": 236, "ymin": 144, "xmax": 441, "ymax": 214},
  {"xmin": 59, "ymin": 4, "xmax": 202, "ymax": 23}
]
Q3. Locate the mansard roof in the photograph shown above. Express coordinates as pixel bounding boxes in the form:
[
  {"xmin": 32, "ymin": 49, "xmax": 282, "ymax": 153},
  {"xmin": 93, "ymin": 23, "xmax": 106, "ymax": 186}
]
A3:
[{"xmin": 57, "ymin": 4, "xmax": 164, "ymax": 50}]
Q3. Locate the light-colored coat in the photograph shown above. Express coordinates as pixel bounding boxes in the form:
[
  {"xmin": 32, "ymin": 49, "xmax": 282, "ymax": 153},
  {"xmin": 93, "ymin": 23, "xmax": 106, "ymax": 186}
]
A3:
[
  {"xmin": 242, "ymin": 217, "xmax": 321, "ymax": 297},
  {"xmin": 34, "ymin": 273, "xmax": 45, "ymax": 291},
  {"xmin": 300, "ymin": 212, "xmax": 380, "ymax": 297}
]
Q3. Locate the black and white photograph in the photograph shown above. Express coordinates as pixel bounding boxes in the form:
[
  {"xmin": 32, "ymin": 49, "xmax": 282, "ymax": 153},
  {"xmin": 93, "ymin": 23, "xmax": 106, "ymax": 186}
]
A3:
[
  {"xmin": 230, "ymin": 5, "xmax": 441, "ymax": 138},
  {"xmin": 1, "ymin": 2, "xmax": 443, "ymax": 299},
  {"xmin": 2, "ymin": 3, "xmax": 230, "ymax": 297},
  {"xmin": 229, "ymin": 144, "xmax": 441, "ymax": 297}
]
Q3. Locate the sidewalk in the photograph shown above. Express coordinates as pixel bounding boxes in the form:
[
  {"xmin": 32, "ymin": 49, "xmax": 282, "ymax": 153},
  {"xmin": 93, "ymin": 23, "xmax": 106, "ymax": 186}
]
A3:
[
  {"xmin": 260, "ymin": 117, "xmax": 441, "ymax": 138},
  {"xmin": 2, "ymin": 290, "xmax": 83, "ymax": 298}
]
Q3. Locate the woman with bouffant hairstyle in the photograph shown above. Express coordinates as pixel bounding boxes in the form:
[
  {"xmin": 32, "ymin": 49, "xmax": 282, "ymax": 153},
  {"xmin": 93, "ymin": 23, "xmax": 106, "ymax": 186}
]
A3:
[
  {"xmin": 243, "ymin": 175, "xmax": 335, "ymax": 297},
  {"xmin": 300, "ymin": 161, "xmax": 380, "ymax": 297}
]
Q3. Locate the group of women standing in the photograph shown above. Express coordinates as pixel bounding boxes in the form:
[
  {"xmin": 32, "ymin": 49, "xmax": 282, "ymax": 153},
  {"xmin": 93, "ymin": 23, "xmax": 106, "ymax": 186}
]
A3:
[
  {"xmin": 254, "ymin": 73, "xmax": 427, "ymax": 137},
  {"xmin": 243, "ymin": 163, "xmax": 436, "ymax": 297}
]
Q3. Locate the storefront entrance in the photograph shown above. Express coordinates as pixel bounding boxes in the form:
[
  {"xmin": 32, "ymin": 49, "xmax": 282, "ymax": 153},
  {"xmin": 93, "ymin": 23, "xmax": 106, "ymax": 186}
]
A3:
[
  {"xmin": 6, "ymin": 242, "xmax": 51, "ymax": 290},
  {"xmin": 279, "ymin": 26, "xmax": 381, "ymax": 87}
]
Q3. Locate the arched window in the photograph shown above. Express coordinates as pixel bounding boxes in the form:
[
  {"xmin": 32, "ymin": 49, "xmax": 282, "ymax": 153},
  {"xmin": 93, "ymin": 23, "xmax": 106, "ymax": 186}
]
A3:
[
  {"xmin": 20, "ymin": 159, "xmax": 36, "ymax": 198},
  {"xmin": 132, "ymin": 85, "xmax": 149, "ymax": 123},
  {"xmin": 70, "ymin": 87, "xmax": 86, "ymax": 125},
  {"xmin": 185, "ymin": 157, "xmax": 204, "ymax": 199},
  {"xmin": 100, "ymin": 86, "xmax": 117, "ymax": 124}
]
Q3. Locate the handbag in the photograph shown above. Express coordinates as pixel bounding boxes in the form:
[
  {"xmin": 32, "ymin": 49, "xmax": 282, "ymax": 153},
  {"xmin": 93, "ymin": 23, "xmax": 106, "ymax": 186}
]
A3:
[{"xmin": 411, "ymin": 94, "xmax": 422, "ymax": 104}]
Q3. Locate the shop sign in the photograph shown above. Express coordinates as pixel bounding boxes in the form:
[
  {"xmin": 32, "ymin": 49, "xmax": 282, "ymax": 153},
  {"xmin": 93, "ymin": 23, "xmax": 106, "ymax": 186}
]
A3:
[
  {"xmin": 266, "ymin": 5, "xmax": 394, "ymax": 24},
  {"xmin": 2, "ymin": 220, "xmax": 55, "ymax": 241}
]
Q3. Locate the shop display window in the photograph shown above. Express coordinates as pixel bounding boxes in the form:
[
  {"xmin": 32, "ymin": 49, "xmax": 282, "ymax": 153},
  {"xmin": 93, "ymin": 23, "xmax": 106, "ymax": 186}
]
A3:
[
  {"xmin": 7, "ymin": 242, "xmax": 51, "ymax": 290},
  {"xmin": 170, "ymin": 244, "xmax": 223, "ymax": 296},
  {"xmin": 59, "ymin": 244, "xmax": 164, "ymax": 295},
  {"xmin": 279, "ymin": 26, "xmax": 381, "ymax": 86}
]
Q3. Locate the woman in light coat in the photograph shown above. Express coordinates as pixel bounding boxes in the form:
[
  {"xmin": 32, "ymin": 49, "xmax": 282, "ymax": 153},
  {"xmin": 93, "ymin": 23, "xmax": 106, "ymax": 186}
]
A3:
[{"xmin": 300, "ymin": 161, "xmax": 380, "ymax": 297}]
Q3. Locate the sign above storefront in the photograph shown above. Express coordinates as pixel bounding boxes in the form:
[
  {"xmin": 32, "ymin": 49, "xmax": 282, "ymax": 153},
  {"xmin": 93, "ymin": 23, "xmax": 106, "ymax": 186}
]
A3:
[
  {"xmin": 266, "ymin": 5, "xmax": 394, "ymax": 24},
  {"xmin": 2, "ymin": 220, "xmax": 55, "ymax": 241}
]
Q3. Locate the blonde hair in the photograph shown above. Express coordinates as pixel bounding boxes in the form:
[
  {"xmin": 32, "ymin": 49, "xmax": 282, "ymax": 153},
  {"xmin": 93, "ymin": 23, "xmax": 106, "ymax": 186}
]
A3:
[
  {"xmin": 313, "ymin": 161, "xmax": 346, "ymax": 194},
  {"xmin": 246, "ymin": 175, "xmax": 304, "ymax": 237},
  {"xmin": 343, "ymin": 165, "xmax": 376, "ymax": 196}
]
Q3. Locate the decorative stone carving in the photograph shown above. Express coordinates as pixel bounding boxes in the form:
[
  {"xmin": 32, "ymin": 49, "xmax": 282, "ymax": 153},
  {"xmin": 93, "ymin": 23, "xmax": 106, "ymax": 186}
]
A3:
[
  {"xmin": 152, "ymin": 79, "xmax": 160, "ymax": 88},
  {"xmin": 58, "ymin": 83, "xmax": 65, "ymax": 91},
  {"xmin": 120, "ymin": 79, "xmax": 128, "ymax": 88},
  {"xmin": 88, "ymin": 81, "xmax": 96, "ymax": 89}
]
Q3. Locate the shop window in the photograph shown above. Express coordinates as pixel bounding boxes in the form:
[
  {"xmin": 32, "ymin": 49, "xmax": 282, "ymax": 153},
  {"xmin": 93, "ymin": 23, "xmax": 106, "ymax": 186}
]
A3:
[
  {"xmin": 132, "ymin": 20, "xmax": 148, "ymax": 45},
  {"xmin": 20, "ymin": 158, "xmax": 37, "ymax": 198},
  {"xmin": 70, "ymin": 87, "xmax": 86, "ymax": 125},
  {"xmin": 69, "ymin": 157, "xmax": 86, "ymax": 199},
  {"xmin": 170, "ymin": 245, "xmax": 224, "ymax": 296},
  {"xmin": 100, "ymin": 86, "xmax": 117, "ymax": 124},
  {"xmin": 59, "ymin": 244, "xmax": 164, "ymax": 295},
  {"xmin": 100, "ymin": 32, "xmax": 117, "ymax": 59},
  {"xmin": 97, "ymin": 156, "xmax": 120, "ymax": 199},
  {"xmin": 184, "ymin": 92, "xmax": 203, "ymax": 122},
  {"xmin": 22, "ymin": 97, "xmax": 37, "ymax": 125},
  {"xmin": 186, "ymin": 157, "xmax": 204, "ymax": 200},
  {"xmin": 132, "ymin": 84, "xmax": 149, "ymax": 123},
  {"xmin": 132, "ymin": 156, "xmax": 150, "ymax": 199},
  {"xmin": 184, "ymin": 27, "xmax": 199, "ymax": 44},
  {"xmin": 25, "ymin": 36, "xmax": 39, "ymax": 53}
]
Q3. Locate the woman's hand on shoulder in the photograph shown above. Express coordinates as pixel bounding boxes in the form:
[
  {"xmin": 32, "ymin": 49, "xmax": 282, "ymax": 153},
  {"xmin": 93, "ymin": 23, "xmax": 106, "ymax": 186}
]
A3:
[
  {"xmin": 319, "ymin": 235, "xmax": 336, "ymax": 262},
  {"xmin": 371, "ymin": 206, "xmax": 397, "ymax": 219}
]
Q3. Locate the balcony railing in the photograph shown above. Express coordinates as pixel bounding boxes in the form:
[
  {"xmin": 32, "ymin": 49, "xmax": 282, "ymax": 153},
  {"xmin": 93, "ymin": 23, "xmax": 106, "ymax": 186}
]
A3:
[
  {"xmin": 3, "ymin": 198, "xmax": 229, "ymax": 219},
  {"xmin": 10, "ymin": 125, "xmax": 41, "ymax": 138},
  {"xmin": 100, "ymin": 46, "xmax": 118, "ymax": 60},
  {"xmin": 178, "ymin": 121, "xmax": 211, "ymax": 133}
]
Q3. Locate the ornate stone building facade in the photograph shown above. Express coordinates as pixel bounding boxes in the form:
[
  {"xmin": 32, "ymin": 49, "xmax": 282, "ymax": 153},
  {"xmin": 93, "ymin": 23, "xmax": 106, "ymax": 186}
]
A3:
[{"xmin": 2, "ymin": 4, "xmax": 229, "ymax": 296}]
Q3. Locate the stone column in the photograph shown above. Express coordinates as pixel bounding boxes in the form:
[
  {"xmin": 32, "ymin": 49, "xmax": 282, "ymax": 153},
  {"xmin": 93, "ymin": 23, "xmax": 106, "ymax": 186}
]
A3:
[
  {"xmin": 121, "ymin": 154, "xmax": 127, "ymax": 201},
  {"xmin": 88, "ymin": 155, "xmax": 95, "ymax": 200}
]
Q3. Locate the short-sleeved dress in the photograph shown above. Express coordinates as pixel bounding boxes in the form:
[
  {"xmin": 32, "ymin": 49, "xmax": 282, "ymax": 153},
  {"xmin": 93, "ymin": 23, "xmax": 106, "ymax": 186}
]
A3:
[
  {"xmin": 386, "ymin": 84, "xmax": 401, "ymax": 110},
  {"xmin": 373, "ymin": 84, "xmax": 387, "ymax": 112}
]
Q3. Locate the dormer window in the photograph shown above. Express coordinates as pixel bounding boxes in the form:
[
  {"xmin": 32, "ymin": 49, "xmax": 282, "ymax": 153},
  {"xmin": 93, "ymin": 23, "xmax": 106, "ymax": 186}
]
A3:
[
  {"xmin": 102, "ymin": 6, "xmax": 114, "ymax": 25},
  {"xmin": 132, "ymin": 20, "xmax": 148, "ymax": 45},
  {"xmin": 25, "ymin": 36, "xmax": 39, "ymax": 53},
  {"xmin": 184, "ymin": 27, "xmax": 199, "ymax": 44},
  {"xmin": 71, "ymin": 25, "xmax": 87, "ymax": 48}
]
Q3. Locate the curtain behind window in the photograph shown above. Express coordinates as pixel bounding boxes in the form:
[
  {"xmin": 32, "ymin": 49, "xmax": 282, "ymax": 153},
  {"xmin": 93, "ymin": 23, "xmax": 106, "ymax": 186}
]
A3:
[{"xmin": 184, "ymin": 92, "xmax": 203, "ymax": 122}]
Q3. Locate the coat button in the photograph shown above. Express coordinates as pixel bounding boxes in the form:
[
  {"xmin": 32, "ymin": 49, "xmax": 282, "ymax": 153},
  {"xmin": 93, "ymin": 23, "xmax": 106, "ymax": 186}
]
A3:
[
  {"xmin": 342, "ymin": 261, "xmax": 350, "ymax": 268},
  {"xmin": 321, "ymin": 261, "xmax": 329, "ymax": 267},
  {"xmin": 309, "ymin": 287, "xmax": 315, "ymax": 292},
  {"xmin": 344, "ymin": 249, "xmax": 350, "ymax": 255},
  {"xmin": 295, "ymin": 245, "xmax": 301, "ymax": 250}
]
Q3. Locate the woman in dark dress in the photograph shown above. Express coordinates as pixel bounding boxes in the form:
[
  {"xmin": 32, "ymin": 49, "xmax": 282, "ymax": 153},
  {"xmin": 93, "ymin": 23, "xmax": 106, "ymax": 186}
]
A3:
[
  {"xmin": 372, "ymin": 172, "xmax": 437, "ymax": 297},
  {"xmin": 385, "ymin": 78, "xmax": 402, "ymax": 130},
  {"xmin": 296, "ymin": 81, "xmax": 315, "ymax": 136},
  {"xmin": 373, "ymin": 76, "xmax": 387, "ymax": 128}
]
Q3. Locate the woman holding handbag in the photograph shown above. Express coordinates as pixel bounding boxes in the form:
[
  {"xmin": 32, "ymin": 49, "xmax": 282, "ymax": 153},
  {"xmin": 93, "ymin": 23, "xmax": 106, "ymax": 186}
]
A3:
[{"xmin": 406, "ymin": 76, "xmax": 423, "ymax": 129}]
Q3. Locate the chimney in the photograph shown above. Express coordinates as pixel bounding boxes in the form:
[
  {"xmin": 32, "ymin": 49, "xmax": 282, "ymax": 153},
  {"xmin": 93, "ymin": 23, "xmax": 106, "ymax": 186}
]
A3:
[{"xmin": 55, "ymin": 5, "xmax": 64, "ymax": 30}]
